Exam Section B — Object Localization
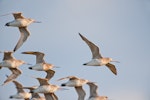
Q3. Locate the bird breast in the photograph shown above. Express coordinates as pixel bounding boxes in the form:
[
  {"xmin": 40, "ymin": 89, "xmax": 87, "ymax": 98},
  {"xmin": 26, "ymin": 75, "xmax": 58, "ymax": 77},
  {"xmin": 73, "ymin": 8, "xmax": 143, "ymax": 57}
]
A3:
[
  {"xmin": 43, "ymin": 63, "xmax": 53, "ymax": 70},
  {"xmin": 85, "ymin": 59, "xmax": 101, "ymax": 66},
  {"xmin": 17, "ymin": 19, "xmax": 33, "ymax": 27}
]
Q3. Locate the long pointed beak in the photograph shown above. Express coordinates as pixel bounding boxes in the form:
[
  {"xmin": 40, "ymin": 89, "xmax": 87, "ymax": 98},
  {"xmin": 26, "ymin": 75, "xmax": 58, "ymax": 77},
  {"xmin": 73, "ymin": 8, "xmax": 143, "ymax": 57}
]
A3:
[
  {"xmin": 33, "ymin": 20, "xmax": 42, "ymax": 23},
  {"xmin": 58, "ymin": 87, "xmax": 69, "ymax": 91},
  {"xmin": 111, "ymin": 60, "xmax": 120, "ymax": 63}
]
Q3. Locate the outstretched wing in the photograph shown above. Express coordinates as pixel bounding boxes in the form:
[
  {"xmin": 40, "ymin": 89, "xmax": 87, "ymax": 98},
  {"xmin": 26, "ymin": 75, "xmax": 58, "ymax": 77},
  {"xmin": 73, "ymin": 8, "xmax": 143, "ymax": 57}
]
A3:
[
  {"xmin": 14, "ymin": 27, "xmax": 30, "ymax": 52},
  {"xmin": 21, "ymin": 51, "xmax": 45, "ymax": 63},
  {"xmin": 13, "ymin": 80, "xmax": 25, "ymax": 93},
  {"xmin": 3, "ymin": 68, "xmax": 22, "ymax": 85},
  {"xmin": 36, "ymin": 78, "xmax": 49, "ymax": 86},
  {"xmin": 45, "ymin": 69, "xmax": 55, "ymax": 81},
  {"xmin": 106, "ymin": 63, "xmax": 117, "ymax": 75},
  {"xmin": 79, "ymin": 33, "xmax": 102, "ymax": 59},
  {"xmin": 13, "ymin": 12, "xmax": 25, "ymax": 19}
]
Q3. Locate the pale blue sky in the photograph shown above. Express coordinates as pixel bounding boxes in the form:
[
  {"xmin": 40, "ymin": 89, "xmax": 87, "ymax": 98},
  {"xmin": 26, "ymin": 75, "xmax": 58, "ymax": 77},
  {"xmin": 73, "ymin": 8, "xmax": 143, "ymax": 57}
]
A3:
[{"xmin": 0, "ymin": 0, "xmax": 150, "ymax": 100}]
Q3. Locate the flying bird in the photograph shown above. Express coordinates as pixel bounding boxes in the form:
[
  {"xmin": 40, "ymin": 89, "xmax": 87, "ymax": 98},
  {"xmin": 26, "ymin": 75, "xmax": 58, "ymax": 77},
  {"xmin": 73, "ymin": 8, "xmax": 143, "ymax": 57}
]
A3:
[
  {"xmin": 5, "ymin": 12, "xmax": 41, "ymax": 52},
  {"xmin": 9, "ymin": 80, "xmax": 31, "ymax": 100},
  {"xmin": 79, "ymin": 33, "xmax": 119, "ymax": 75},
  {"xmin": 87, "ymin": 82, "xmax": 108, "ymax": 100},
  {"xmin": 31, "ymin": 78, "xmax": 59, "ymax": 100},
  {"xmin": 58, "ymin": 76, "xmax": 89, "ymax": 100},
  {"xmin": 0, "ymin": 51, "xmax": 26, "ymax": 85},
  {"xmin": 22, "ymin": 51, "xmax": 58, "ymax": 71}
]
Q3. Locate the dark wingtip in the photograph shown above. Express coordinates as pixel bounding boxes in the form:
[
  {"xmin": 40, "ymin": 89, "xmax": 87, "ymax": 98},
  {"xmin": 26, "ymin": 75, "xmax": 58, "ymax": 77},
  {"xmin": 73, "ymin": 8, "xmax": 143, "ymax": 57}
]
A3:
[
  {"xmin": 78, "ymin": 33, "xmax": 82, "ymax": 36},
  {"xmin": 13, "ymin": 49, "xmax": 16, "ymax": 52},
  {"xmin": 61, "ymin": 84, "xmax": 66, "ymax": 86},
  {"xmin": 28, "ymin": 67, "xmax": 32, "ymax": 69},
  {"xmin": 83, "ymin": 63, "xmax": 87, "ymax": 65},
  {"xmin": 5, "ymin": 23, "xmax": 9, "ymax": 26},
  {"xmin": 9, "ymin": 96, "xmax": 13, "ymax": 98}
]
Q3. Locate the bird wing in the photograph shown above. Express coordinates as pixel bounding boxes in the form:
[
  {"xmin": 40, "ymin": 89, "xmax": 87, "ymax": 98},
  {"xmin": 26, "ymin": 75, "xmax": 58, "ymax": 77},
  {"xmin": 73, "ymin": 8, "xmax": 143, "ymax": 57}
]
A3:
[
  {"xmin": 3, "ymin": 51, "xmax": 14, "ymax": 60},
  {"xmin": 3, "ymin": 68, "xmax": 22, "ymax": 85},
  {"xmin": 75, "ymin": 86, "xmax": 86, "ymax": 99},
  {"xmin": 36, "ymin": 78, "xmax": 49, "ymax": 86},
  {"xmin": 106, "ymin": 63, "xmax": 117, "ymax": 75},
  {"xmin": 44, "ymin": 93, "xmax": 55, "ymax": 100},
  {"xmin": 21, "ymin": 51, "xmax": 45, "ymax": 63},
  {"xmin": 79, "ymin": 33, "xmax": 102, "ymax": 59},
  {"xmin": 87, "ymin": 82, "xmax": 99, "ymax": 97},
  {"xmin": 45, "ymin": 69, "xmax": 55, "ymax": 81},
  {"xmin": 13, "ymin": 12, "xmax": 25, "ymax": 19},
  {"xmin": 14, "ymin": 27, "xmax": 30, "ymax": 52},
  {"xmin": 52, "ymin": 93, "xmax": 58, "ymax": 100},
  {"xmin": 12, "ymin": 80, "xmax": 25, "ymax": 93}
]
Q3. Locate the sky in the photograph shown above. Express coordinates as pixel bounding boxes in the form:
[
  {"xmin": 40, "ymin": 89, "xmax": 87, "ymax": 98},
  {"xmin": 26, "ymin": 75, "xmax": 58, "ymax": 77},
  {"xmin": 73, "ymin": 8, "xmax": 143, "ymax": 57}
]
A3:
[{"xmin": 0, "ymin": 0, "xmax": 150, "ymax": 100}]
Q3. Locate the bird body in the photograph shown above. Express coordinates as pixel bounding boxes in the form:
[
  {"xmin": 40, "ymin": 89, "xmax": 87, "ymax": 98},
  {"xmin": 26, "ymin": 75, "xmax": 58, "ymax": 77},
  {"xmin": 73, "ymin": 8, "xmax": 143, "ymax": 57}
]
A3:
[
  {"xmin": 58, "ymin": 76, "xmax": 89, "ymax": 87},
  {"xmin": 32, "ymin": 85, "xmax": 59, "ymax": 93},
  {"xmin": 10, "ymin": 92, "xmax": 31, "ymax": 99},
  {"xmin": 84, "ymin": 58, "xmax": 112, "ymax": 66},
  {"xmin": 28, "ymin": 63, "xmax": 54, "ymax": 71},
  {"xmin": 0, "ymin": 59, "xmax": 25, "ymax": 68},
  {"xmin": 6, "ymin": 18, "xmax": 35, "ymax": 27}
]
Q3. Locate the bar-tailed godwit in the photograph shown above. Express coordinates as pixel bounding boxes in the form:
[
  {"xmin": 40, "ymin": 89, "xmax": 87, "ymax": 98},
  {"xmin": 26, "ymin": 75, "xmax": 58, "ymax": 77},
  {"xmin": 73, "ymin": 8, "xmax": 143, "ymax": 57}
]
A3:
[
  {"xmin": 22, "ymin": 51, "xmax": 57, "ymax": 71},
  {"xmin": 58, "ymin": 76, "xmax": 89, "ymax": 100},
  {"xmin": 0, "ymin": 51, "xmax": 26, "ymax": 85},
  {"xmin": 79, "ymin": 33, "xmax": 119, "ymax": 75},
  {"xmin": 31, "ymin": 78, "xmax": 59, "ymax": 100},
  {"xmin": 5, "ymin": 12, "xmax": 41, "ymax": 52}
]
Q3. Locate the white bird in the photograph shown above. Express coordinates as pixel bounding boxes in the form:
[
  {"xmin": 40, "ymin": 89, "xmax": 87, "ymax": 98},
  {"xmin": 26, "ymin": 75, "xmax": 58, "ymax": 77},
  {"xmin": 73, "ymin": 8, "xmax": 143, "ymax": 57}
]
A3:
[
  {"xmin": 79, "ymin": 33, "xmax": 119, "ymax": 75},
  {"xmin": 58, "ymin": 76, "xmax": 88, "ymax": 100},
  {"xmin": 23, "ymin": 86, "xmax": 46, "ymax": 100},
  {"xmin": 22, "ymin": 51, "xmax": 58, "ymax": 71},
  {"xmin": 31, "ymin": 78, "xmax": 59, "ymax": 100},
  {"xmin": 87, "ymin": 82, "xmax": 108, "ymax": 100},
  {"xmin": 0, "ymin": 51, "xmax": 26, "ymax": 85},
  {"xmin": 5, "ymin": 12, "xmax": 41, "ymax": 52},
  {"xmin": 9, "ymin": 80, "xmax": 31, "ymax": 100}
]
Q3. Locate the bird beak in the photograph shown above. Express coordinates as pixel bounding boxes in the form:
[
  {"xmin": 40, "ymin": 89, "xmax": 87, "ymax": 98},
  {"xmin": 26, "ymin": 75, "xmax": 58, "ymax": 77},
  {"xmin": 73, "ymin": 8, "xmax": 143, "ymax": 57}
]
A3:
[
  {"xmin": 111, "ymin": 60, "xmax": 120, "ymax": 63},
  {"xmin": 33, "ymin": 20, "xmax": 42, "ymax": 23}
]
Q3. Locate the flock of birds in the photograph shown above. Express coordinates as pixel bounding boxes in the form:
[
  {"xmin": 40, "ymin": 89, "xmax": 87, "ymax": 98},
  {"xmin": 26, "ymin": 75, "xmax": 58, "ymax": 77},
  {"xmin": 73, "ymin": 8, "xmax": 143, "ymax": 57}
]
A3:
[{"xmin": 0, "ymin": 12, "xmax": 119, "ymax": 100}]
